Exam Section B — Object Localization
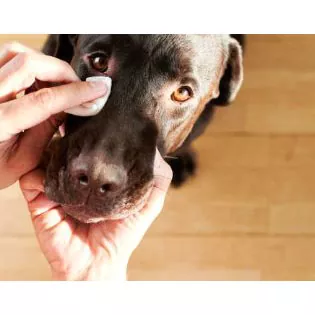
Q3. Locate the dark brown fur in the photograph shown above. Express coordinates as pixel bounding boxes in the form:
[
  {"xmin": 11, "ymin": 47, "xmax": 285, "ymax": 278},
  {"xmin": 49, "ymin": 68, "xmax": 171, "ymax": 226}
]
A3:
[{"xmin": 42, "ymin": 34, "xmax": 244, "ymax": 222}]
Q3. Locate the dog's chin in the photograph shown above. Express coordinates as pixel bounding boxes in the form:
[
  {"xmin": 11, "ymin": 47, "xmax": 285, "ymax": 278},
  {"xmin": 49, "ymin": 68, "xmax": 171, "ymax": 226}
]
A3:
[{"xmin": 59, "ymin": 181, "xmax": 154, "ymax": 224}]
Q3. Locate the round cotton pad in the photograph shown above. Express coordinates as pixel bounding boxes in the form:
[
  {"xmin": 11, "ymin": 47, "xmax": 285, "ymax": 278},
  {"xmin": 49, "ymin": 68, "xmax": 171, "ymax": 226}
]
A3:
[{"xmin": 64, "ymin": 76, "xmax": 112, "ymax": 117}]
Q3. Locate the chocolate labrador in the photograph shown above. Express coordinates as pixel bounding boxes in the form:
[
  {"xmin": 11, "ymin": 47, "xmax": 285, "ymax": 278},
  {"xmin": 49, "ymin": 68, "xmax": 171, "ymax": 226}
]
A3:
[{"xmin": 42, "ymin": 34, "xmax": 244, "ymax": 223}]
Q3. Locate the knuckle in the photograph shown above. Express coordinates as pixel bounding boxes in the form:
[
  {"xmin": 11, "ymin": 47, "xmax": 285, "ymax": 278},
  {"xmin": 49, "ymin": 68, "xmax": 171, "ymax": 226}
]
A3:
[
  {"xmin": 14, "ymin": 52, "xmax": 35, "ymax": 87},
  {"xmin": 17, "ymin": 52, "xmax": 31, "ymax": 68},
  {"xmin": 45, "ymin": 55, "xmax": 77, "ymax": 81},
  {"xmin": 54, "ymin": 58, "xmax": 77, "ymax": 78},
  {"xmin": 0, "ymin": 108, "xmax": 4, "ymax": 134},
  {"xmin": 61, "ymin": 61, "xmax": 77, "ymax": 77},
  {"xmin": 1, "ymin": 41, "xmax": 20, "ymax": 52},
  {"xmin": 33, "ymin": 88, "xmax": 55, "ymax": 112},
  {"xmin": 0, "ymin": 106, "xmax": 7, "ymax": 123},
  {"xmin": 60, "ymin": 59, "xmax": 71, "ymax": 69},
  {"xmin": 0, "ymin": 108, "xmax": 9, "ymax": 142},
  {"xmin": 5, "ymin": 51, "xmax": 33, "ymax": 75}
]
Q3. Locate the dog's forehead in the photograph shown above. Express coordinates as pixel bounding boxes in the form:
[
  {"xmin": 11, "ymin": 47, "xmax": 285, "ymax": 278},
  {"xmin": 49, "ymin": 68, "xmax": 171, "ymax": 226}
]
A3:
[
  {"xmin": 137, "ymin": 34, "xmax": 229, "ymax": 86},
  {"xmin": 186, "ymin": 35, "xmax": 228, "ymax": 68},
  {"xmin": 183, "ymin": 35, "xmax": 230, "ymax": 91}
]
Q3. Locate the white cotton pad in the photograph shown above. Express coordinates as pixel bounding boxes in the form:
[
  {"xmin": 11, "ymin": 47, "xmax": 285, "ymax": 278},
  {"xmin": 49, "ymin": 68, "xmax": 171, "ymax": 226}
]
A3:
[{"xmin": 64, "ymin": 76, "xmax": 112, "ymax": 117}]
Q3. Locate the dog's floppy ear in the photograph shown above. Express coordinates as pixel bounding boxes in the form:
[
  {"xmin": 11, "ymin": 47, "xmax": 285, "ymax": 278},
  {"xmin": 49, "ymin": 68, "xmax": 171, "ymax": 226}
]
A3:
[
  {"xmin": 42, "ymin": 34, "xmax": 77, "ymax": 63},
  {"xmin": 210, "ymin": 35, "xmax": 244, "ymax": 106}
]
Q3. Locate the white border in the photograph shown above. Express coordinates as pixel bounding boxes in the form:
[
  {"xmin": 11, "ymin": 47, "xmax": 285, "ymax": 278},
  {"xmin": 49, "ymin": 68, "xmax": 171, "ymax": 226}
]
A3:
[
  {"xmin": 2, "ymin": 0, "xmax": 315, "ymax": 33},
  {"xmin": 0, "ymin": 281, "xmax": 314, "ymax": 314}
]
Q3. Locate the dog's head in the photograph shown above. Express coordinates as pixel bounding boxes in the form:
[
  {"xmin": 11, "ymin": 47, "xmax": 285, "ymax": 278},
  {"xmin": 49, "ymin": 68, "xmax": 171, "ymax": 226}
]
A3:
[{"xmin": 43, "ymin": 34, "xmax": 243, "ymax": 223}]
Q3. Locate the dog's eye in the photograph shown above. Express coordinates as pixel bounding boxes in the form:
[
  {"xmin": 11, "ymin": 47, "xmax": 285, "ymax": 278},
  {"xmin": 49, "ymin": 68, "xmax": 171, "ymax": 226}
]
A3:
[
  {"xmin": 172, "ymin": 86, "xmax": 193, "ymax": 102},
  {"xmin": 89, "ymin": 53, "xmax": 109, "ymax": 72}
]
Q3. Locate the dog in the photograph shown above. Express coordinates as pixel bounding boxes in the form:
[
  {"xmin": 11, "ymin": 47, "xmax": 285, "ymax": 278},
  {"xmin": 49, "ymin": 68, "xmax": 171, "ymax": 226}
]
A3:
[{"xmin": 42, "ymin": 34, "xmax": 244, "ymax": 223}]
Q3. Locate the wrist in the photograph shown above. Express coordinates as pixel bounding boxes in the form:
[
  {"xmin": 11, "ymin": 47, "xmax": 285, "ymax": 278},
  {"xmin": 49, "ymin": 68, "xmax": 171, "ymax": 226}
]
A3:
[{"xmin": 51, "ymin": 262, "xmax": 128, "ymax": 281}]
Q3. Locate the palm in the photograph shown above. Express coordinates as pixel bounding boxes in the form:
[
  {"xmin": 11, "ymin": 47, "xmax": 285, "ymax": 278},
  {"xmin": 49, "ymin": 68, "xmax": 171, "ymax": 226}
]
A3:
[
  {"xmin": 30, "ymin": 193, "xmax": 143, "ymax": 280},
  {"xmin": 20, "ymin": 152, "xmax": 172, "ymax": 280}
]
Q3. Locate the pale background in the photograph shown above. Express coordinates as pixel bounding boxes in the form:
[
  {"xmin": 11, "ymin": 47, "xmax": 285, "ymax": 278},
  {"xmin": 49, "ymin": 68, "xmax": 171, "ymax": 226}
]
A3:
[{"xmin": 0, "ymin": 35, "xmax": 315, "ymax": 280}]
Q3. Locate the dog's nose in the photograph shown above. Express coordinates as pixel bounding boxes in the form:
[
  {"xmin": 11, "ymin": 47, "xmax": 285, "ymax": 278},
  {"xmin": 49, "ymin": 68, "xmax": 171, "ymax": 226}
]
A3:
[{"xmin": 70, "ymin": 160, "xmax": 127, "ymax": 195}]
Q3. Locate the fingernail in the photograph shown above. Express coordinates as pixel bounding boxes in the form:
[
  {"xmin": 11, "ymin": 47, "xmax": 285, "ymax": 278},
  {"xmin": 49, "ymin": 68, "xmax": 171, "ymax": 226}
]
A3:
[
  {"xmin": 24, "ymin": 189, "xmax": 41, "ymax": 202},
  {"xmin": 87, "ymin": 79, "xmax": 107, "ymax": 91},
  {"xmin": 153, "ymin": 148, "xmax": 163, "ymax": 171},
  {"xmin": 87, "ymin": 76, "xmax": 111, "ymax": 92}
]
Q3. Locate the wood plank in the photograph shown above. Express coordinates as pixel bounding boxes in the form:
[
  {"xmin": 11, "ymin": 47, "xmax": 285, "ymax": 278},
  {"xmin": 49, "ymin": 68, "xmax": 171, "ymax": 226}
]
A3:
[
  {"xmin": 0, "ymin": 237, "xmax": 50, "ymax": 280},
  {"xmin": 129, "ymin": 236, "xmax": 315, "ymax": 280}
]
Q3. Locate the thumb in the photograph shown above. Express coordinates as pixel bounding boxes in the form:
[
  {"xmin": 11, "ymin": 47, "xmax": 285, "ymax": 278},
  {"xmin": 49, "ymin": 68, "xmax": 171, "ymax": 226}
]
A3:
[
  {"xmin": 137, "ymin": 148, "xmax": 173, "ymax": 226},
  {"xmin": 121, "ymin": 149, "xmax": 173, "ymax": 245}
]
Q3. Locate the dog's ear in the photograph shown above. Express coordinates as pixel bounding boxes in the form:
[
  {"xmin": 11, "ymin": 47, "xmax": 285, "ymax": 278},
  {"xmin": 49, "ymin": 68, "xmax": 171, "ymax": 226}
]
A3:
[
  {"xmin": 210, "ymin": 35, "xmax": 244, "ymax": 106},
  {"xmin": 42, "ymin": 34, "xmax": 77, "ymax": 63}
]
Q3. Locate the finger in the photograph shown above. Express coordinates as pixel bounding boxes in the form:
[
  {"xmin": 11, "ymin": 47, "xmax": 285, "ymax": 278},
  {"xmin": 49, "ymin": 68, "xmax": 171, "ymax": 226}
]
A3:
[
  {"xmin": 0, "ymin": 41, "xmax": 39, "ymax": 69},
  {"xmin": 137, "ymin": 149, "xmax": 173, "ymax": 227},
  {"xmin": 24, "ymin": 191, "xmax": 70, "ymax": 234},
  {"xmin": 19, "ymin": 169, "xmax": 66, "ymax": 226},
  {"xmin": 20, "ymin": 169, "xmax": 44, "ymax": 209},
  {"xmin": 19, "ymin": 168, "xmax": 46, "ymax": 201},
  {"xmin": 119, "ymin": 149, "xmax": 172, "ymax": 243},
  {"xmin": 0, "ymin": 80, "xmax": 107, "ymax": 142},
  {"xmin": 0, "ymin": 52, "xmax": 79, "ymax": 102}
]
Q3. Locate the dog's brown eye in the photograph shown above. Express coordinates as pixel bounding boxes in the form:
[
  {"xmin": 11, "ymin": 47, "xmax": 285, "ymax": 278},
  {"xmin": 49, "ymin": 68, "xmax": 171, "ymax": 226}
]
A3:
[
  {"xmin": 172, "ymin": 86, "xmax": 193, "ymax": 102},
  {"xmin": 90, "ymin": 54, "xmax": 109, "ymax": 72}
]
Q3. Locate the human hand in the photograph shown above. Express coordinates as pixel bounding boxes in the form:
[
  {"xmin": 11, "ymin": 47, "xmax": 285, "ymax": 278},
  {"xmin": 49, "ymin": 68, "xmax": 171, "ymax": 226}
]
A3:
[
  {"xmin": 0, "ymin": 42, "xmax": 110, "ymax": 189},
  {"xmin": 19, "ymin": 149, "xmax": 172, "ymax": 281}
]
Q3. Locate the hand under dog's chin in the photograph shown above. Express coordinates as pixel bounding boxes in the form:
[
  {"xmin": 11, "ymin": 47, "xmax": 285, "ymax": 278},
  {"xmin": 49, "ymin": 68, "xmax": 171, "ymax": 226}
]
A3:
[{"xmin": 60, "ymin": 180, "xmax": 154, "ymax": 224}]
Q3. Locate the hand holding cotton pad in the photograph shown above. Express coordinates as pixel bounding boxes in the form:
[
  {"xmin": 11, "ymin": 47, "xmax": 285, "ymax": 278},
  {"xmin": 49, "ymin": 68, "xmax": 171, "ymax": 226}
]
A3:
[{"xmin": 64, "ymin": 76, "xmax": 112, "ymax": 116}]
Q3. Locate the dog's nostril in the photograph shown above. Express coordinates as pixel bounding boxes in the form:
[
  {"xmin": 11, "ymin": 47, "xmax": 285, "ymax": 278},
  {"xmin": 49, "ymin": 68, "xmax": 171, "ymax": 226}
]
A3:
[
  {"xmin": 70, "ymin": 162, "xmax": 126, "ymax": 194},
  {"xmin": 99, "ymin": 183, "xmax": 117, "ymax": 193},
  {"xmin": 78, "ymin": 174, "xmax": 89, "ymax": 186}
]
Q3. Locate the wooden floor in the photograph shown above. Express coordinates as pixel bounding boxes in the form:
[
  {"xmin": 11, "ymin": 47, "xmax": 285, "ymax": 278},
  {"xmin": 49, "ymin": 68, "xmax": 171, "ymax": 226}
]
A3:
[{"xmin": 1, "ymin": 35, "xmax": 315, "ymax": 280}]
